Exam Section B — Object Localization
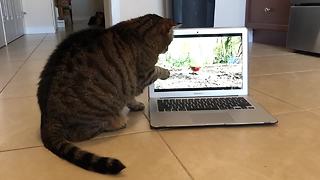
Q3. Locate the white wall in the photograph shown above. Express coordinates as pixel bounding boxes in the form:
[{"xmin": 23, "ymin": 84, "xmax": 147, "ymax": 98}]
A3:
[
  {"xmin": 22, "ymin": 0, "xmax": 55, "ymax": 34},
  {"xmin": 72, "ymin": 0, "xmax": 104, "ymax": 21},
  {"xmin": 108, "ymin": 0, "xmax": 164, "ymax": 25},
  {"xmin": 214, "ymin": 0, "xmax": 246, "ymax": 27},
  {"xmin": 106, "ymin": 0, "xmax": 246, "ymax": 27}
]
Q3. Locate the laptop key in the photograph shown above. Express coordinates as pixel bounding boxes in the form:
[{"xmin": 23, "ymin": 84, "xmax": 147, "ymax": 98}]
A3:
[{"xmin": 157, "ymin": 97, "xmax": 254, "ymax": 112}]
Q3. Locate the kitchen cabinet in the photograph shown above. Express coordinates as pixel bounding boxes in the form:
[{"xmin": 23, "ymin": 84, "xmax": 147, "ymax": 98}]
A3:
[
  {"xmin": 0, "ymin": 0, "xmax": 24, "ymax": 45},
  {"xmin": 0, "ymin": 10, "xmax": 5, "ymax": 47},
  {"xmin": 245, "ymin": 0, "xmax": 290, "ymax": 46},
  {"xmin": 13, "ymin": 0, "xmax": 24, "ymax": 37}
]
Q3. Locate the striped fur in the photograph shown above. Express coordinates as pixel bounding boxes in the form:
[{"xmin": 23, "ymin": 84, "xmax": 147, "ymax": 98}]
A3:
[{"xmin": 37, "ymin": 14, "xmax": 176, "ymax": 174}]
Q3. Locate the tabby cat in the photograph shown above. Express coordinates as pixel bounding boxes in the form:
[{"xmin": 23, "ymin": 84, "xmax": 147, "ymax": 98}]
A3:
[{"xmin": 37, "ymin": 14, "xmax": 176, "ymax": 174}]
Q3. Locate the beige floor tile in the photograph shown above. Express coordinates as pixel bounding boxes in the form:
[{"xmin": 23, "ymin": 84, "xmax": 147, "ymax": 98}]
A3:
[
  {"xmin": 159, "ymin": 111, "xmax": 320, "ymax": 180},
  {"xmin": 0, "ymin": 96, "xmax": 152, "ymax": 151},
  {"xmin": 0, "ymin": 78, "xmax": 10, "ymax": 92},
  {"xmin": 0, "ymin": 97, "xmax": 41, "ymax": 150},
  {"xmin": 249, "ymin": 54, "xmax": 320, "ymax": 76},
  {"xmin": 0, "ymin": 132, "xmax": 191, "ymax": 180},
  {"xmin": 6, "ymin": 40, "xmax": 39, "ymax": 51},
  {"xmin": 18, "ymin": 60, "xmax": 47, "ymax": 74},
  {"xmin": 250, "ymin": 71, "xmax": 320, "ymax": 109},
  {"xmin": 0, "ymin": 59, "xmax": 24, "ymax": 70},
  {"xmin": 249, "ymin": 43, "xmax": 292, "ymax": 58},
  {"xmin": 0, "ymin": 61, "xmax": 24, "ymax": 90},
  {"xmin": 28, "ymin": 53, "xmax": 51, "ymax": 62},
  {"xmin": 308, "ymin": 107, "xmax": 320, "ymax": 117},
  {"xmin": 44, "ymin": 31, "xmax": 67, "ymax": 43},
  {"xmin": 0, "ymin": 61, "xmax": 45, "ymax": 98},
  {"xmin": 0, "ymin": 35, "xmax": 45, "ymax": 61},
  {"xmin": 14, "ymin": 34, "xmax": 46, "ymax": 42},
  {"xmin": 37, "ymin": 39, "xmax": 58, "ymax": 49},
  {"xmin": 0, "ymin": 80, "xmax": 38, "ymax": 98},
  {"xmin": 29, "ymin": 44, "xmax": 56, "ymax": 61},
  {"xmin": 0, "ymin": 47, "xmax": 33, "ymax": 61},
  {"xmin": 5, "ymin": 36, "xmax": 41, "ymax": 51},
  {"xmin": 249, "ymin": 89, "xmax": 299, "ymax": 115}
]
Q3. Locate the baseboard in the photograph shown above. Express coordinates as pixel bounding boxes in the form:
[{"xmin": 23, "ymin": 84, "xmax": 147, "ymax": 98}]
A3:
[
  {"xmin": 24, "ymin": 27, "xmax": 56, "ymax": 34},
  {"xmin": 253, "ymin": 30, "xmax": 287, "ymax": 47}
]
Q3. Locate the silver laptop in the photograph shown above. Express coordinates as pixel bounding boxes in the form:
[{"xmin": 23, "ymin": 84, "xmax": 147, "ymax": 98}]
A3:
[{"xmin": 147, "ymin": 27, "xmax": 277, "ymax": 128}]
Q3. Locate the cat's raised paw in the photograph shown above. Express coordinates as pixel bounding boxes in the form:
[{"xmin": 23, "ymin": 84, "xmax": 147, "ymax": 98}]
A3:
[{"xmin": 159, "ymin": 69, "xmax": 170, "ymax": 80}]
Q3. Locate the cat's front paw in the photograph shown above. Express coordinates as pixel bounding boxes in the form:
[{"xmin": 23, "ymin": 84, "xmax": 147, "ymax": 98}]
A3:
[
  {"xmin": 127, "ymin": 101, "xmax": 145, "ymax": 111},
  {"xmin": 159, "ymin": 69, "xmax": 170, "ymax": 80}
]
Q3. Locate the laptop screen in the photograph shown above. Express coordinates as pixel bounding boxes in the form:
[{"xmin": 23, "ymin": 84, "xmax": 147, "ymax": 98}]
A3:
[{"xmin": 154, "ymin": 33, "xmax": 244, "ymax": 92}]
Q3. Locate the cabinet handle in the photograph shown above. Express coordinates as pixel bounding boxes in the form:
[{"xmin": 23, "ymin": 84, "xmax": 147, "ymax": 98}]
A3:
[
  {"xmin": 264, "ymin": 7, "xmax": 271, "ymax": 13},
  {"xmin": 2, "ymin": 0, "xmax": 8, "ymax": 18}
]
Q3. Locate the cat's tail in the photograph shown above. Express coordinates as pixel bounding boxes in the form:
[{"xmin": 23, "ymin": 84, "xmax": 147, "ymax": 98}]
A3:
[{"xmin": 40, "ymin": 119, "xmax": 126, "ymax": 174}]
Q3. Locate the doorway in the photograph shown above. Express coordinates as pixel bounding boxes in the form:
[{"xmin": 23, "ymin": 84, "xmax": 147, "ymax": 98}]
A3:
[{"xmin": 53, "ymin": 0, "xmax": 105, "ymax": 33}]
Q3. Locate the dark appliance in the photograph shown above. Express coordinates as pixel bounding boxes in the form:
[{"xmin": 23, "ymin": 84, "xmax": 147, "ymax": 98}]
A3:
[
  {"xmin": 287, "ymin": 0, "xmax": 320, "ymax": 54},
  {"xmin": 172, "ymin": 0, "xmax": 215, "ymax": 28}
]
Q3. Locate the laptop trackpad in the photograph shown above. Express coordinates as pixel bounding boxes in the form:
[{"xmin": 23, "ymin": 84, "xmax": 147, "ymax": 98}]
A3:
[{"xmin": 190, "ymin": 112, "xmax": 234, "ymax": 125}]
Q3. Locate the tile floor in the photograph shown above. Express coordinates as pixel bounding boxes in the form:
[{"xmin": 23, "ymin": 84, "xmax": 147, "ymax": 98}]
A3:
[{"xmin": 0, "ymin": 32, "xmax": 320, "ymax": 180}]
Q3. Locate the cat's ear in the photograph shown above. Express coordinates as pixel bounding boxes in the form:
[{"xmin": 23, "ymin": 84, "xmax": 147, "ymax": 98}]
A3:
[{"xmin": 161, "ymin": 19, "xmax": 180, "ymax": 35}]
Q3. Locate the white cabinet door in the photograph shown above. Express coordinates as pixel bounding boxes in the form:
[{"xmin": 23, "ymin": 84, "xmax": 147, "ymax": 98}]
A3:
[
  {"xmin": 0, "ymin": 13, "xmax": 5, "ymax": 47},
  {"xmin": 13, "ymin": 0, "xmax": 24, "ymax": 37},
  {"xmin": 3, "ymin": 0, "xmax": 17, "ymax": 42},
  {"xmin": 0, "ymin": 0, "xmax": 24, "ymax": 44},
  {"xmin": 0, "ymin": 0, "xmax": 7, "ymax": 46}
]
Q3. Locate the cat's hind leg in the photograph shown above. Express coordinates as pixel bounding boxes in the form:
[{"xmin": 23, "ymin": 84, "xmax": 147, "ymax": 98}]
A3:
[
  {"xmin": 64, "ymin": 121, "xmax": 105, "ymax": 142},
  {"xmin": 65, "ymin": 114, "xmax": 127, "ymax": 142},
  {"xmin": 102, "ymin": 114, "xmax": 128, "ymax": 131}
]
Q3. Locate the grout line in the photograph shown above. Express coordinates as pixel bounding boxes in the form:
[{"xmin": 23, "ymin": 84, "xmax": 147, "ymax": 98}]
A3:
[
  {"xmin": 250, "ymin": 69, "xmax": 320, "ymax": 77},
  {"xmin": 0, "ymin": 145, "xmax": 42, "ymax": 153},
  {"xmin": 157, "ymin": 132, "xmax": 195, "ymax": 180},
  {"xmin": 0, "ymin": 131, "xmax": 153, "ymax": 153},
  {"xmin": 271, "ymin": 109, "xmax": 307, "ymax": 116},
  {"xmin": 0, "ymin": 35, "xmax": 48, "ymax": 94},
  {"xmin": 305, "ymin": 106, "xmax": 320, "ymax": 112},
  {"xmin": 301, "ymin": 106, "xmax": 320, "ymax": 116},
  {"xmin": 0, "ymin": 95, "xmax": 36, "ymax": 100},
  {"xmin": 249, "ymin": 53, "xmax": 295, "ymax": 59},
  {"xmin": 91, "ymin": 130, "xmax": 154, "ymax": 141},
  {"xmin": 249, "ymin": 87, "xmax": 303, "ymax": 111},
  {"xmin": 306, "ymin": 109, "xmax": 320, "ymax": 118}
]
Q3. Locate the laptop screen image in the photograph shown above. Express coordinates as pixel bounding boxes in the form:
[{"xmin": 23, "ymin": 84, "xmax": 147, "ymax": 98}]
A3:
[{"xmin": 154, "ymin": 33, "xmax": 243, "ymax": 92}]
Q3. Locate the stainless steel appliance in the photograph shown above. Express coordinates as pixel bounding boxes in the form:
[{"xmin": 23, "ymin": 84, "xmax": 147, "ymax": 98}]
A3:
[
  {"xmin": 287, "ymin": 0, "xmax": 320, "ymax": 54},
  {"xmin": 172, "ymin": 0, "xmax": 215, "ymax": 28}
]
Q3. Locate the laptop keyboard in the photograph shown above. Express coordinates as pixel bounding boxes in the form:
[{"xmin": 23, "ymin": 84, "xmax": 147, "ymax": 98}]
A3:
[{"xmin": 157, "ymin": 97, "xmax": 254, "ymax": 112}]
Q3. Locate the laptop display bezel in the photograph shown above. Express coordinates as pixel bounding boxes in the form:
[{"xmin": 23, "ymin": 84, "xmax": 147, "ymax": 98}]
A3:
[{"xmin": 149, "ymin": 27, "xmax": 249, "ymax": 98}]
